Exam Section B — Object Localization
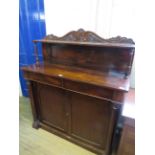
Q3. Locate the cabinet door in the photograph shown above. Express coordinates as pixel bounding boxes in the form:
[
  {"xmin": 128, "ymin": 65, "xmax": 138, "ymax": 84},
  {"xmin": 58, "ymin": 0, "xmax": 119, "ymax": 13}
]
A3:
[
  {"xmin": 70, "ymin": 92, "xmax": 112, "ymax": 149},
  {"xmin": 37, "ymin": 83, "xmax": 68, "ymax": 132}
]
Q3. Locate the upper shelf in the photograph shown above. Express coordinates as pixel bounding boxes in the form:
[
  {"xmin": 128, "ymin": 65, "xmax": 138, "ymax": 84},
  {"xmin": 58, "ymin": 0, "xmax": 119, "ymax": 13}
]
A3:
[{"xmin": 33, "ymin": 29, "xmax": 135, "ymax": 48}]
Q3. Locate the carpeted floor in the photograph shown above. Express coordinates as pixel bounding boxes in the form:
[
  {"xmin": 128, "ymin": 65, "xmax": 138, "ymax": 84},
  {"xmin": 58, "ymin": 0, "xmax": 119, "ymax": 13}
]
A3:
[{"xmin": 19, "ymin": 97, "xmax": 96, "ymax": 155}]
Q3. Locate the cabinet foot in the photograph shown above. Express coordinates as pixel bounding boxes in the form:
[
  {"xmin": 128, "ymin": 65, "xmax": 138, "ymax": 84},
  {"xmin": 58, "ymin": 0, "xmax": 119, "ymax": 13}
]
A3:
[{"xmin": 33, "ymin": 120, "xmax": 40, "ymax": 129}]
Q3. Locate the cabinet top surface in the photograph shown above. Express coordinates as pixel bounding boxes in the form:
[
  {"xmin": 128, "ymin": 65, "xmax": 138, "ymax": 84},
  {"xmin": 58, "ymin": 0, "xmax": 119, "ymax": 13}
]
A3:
[{"xmin": 22, "ymin": 63, "xmax": 130, "ymax": 92}]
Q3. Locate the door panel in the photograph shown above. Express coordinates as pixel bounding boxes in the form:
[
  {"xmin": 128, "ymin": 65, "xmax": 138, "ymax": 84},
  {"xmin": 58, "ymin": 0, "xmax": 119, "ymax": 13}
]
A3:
[
  {"xmin": 37, "ymin": 83, "xmax": 68, "ymax": 132},
  {"xmin": 70, "ymin": 92, "xmax": 111, "ymax": 149}
]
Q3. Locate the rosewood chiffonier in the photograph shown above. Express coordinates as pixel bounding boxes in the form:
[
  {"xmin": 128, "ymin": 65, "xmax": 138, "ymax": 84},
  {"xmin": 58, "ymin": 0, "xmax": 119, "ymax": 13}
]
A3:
[{"xmin": 21, "ymin": 29, "xmax": 135, "ymax": 155}]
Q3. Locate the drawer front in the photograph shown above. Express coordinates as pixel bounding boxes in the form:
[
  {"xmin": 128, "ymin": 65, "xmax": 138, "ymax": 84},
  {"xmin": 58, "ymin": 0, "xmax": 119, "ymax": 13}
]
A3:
[
  {"xmin": 63, "ymin": 80, "xmax": 113, "ymax": 100},
  {"xmin": 24, "ymin": 71, "xmax": 62, "ymax": 87}
]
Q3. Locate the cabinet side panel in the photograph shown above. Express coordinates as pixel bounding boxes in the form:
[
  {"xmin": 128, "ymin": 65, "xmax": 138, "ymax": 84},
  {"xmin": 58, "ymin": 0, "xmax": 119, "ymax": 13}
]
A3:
[{"xmin": 28, "ymin": 81, "xmax": 40, "ymax": 128}]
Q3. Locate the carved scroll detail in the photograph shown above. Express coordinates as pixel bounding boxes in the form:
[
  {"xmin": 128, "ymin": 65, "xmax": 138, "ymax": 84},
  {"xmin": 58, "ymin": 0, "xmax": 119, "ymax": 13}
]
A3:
[{"xmin": 44, "ymin": 29, "xmax": 135, "ymax": 44}]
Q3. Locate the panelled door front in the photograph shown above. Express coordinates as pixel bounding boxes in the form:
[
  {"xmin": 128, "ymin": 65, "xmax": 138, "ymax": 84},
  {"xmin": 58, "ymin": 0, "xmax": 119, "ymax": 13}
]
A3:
[
  {"xmin": 37, "ymin": 83, "xmax": 69, "ymax": 133},
  {"xmin": 35, "ymin": 82, "xmax": 113, "ymax": 150},
  {"xmin": 70, "ymin": 92, "xmax": 112, "ymax": 149}
]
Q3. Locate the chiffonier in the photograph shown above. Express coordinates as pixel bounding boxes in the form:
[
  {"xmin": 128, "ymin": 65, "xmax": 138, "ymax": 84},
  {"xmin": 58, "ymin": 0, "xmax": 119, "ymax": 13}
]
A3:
[{"xmin": 21, "ymin": 29, "xmax": 135, "ymax": 155}]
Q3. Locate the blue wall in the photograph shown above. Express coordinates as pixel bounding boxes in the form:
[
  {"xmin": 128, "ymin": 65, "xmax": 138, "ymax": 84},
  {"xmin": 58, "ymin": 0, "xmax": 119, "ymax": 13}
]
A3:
[{"xmin": 19, "ymin": 0, "xmax": 46, "ymax": 96}]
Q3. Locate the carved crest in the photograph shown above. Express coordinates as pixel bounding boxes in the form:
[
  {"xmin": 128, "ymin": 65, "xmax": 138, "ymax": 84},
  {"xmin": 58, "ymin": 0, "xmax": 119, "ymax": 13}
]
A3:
[{"xmin": 44, "ymin": 29, "xmax": 135, "ymax": 44}]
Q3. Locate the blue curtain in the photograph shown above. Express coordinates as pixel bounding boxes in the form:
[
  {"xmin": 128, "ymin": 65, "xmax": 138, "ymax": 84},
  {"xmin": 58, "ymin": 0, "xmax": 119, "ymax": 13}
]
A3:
[{"xmin": 19, "ymin": 0, "xmax": 46, "ymax": 96}]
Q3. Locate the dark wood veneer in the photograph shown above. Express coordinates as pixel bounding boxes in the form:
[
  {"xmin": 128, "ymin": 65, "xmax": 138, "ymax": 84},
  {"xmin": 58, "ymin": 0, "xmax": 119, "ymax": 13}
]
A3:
[
  {"xmin": 22, "ymin": 63, "xmax": 130, "ymax": 92},
  {"xmin": 21, "ymin": 29, "xmax": 135, "ymax": 155}
]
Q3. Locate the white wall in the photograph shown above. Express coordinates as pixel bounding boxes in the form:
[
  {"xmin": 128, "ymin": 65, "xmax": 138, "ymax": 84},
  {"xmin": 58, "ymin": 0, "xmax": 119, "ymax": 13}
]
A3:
[
  {"xmin": 44, "ymin": 0, "xmax": 97, "ymax": 35},
  {"xmin": 44, "ymin": 0, "xmax": 135, "ymax": 88},
  {"xmin": 19, "ymin": 81, "xmax": 22, "ymax": 97}
]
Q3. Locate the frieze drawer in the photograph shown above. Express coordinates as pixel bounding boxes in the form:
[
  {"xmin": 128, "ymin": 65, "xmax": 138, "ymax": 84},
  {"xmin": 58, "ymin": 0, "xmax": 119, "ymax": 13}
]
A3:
[
  {"xmin": 63, "ymin": 79, "xmax": 114, "ymax": 100},
  {"xmin": 24, "ymin": 71, "xmax": 62, "ymax": 87}
]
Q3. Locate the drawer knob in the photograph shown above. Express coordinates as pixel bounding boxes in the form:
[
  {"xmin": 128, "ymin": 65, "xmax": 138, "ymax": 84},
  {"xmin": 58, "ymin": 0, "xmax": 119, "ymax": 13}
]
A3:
[{"xmin": 58, "ymin": 74, "xmax": 63, "ymax": 77}]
